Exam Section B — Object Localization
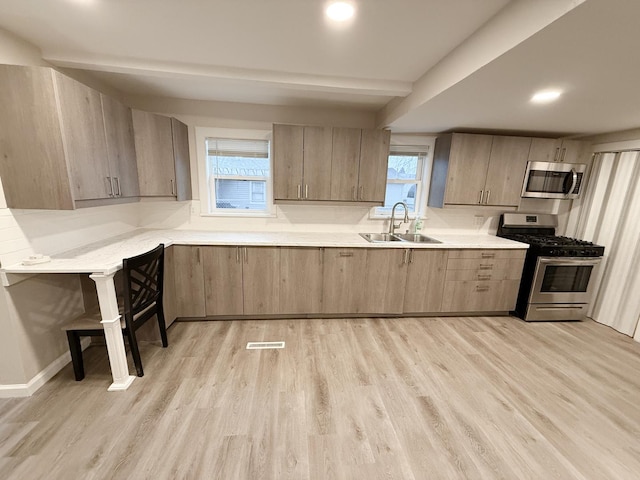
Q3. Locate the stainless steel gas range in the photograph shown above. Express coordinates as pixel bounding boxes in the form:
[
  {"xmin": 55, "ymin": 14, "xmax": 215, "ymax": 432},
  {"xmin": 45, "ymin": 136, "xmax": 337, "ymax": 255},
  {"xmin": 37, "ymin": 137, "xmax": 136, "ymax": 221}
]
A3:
[{"xmin": 497, "ymin": 213, "xmax": 605, "ymax": 321}]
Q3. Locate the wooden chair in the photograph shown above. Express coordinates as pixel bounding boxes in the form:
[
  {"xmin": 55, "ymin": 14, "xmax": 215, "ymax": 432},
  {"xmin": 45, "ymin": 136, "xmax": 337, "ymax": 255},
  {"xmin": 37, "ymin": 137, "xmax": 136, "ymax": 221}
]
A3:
[{"xmin": 63, "ymin": 244, "xmax": 168, "ymax": 380}]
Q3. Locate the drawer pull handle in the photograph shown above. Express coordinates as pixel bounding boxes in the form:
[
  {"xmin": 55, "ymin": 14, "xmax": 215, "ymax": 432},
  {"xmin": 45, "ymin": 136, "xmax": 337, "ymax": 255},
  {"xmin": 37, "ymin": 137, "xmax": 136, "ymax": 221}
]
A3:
[
  {"xmin": 476, "ymin": 286, "xmax": 490, "ymax": 292},
  {"xmin": 479, "ymin": 264, "xmax": 494, "ymax": 270},
  {"xmin": 339, "ymin": 252, "xmax": 354, "ymax": 257},
  {"xmin": 481, "ymin": 253, "xmax": 495, "ymax": 259},
  {"xmin": 477, "ymin": 274, "xmax": 492, "ymax": 280}
]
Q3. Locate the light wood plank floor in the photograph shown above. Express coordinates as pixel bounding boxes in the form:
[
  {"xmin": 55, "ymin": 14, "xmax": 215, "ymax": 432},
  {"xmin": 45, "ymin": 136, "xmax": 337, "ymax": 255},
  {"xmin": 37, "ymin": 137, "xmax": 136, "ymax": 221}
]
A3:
[{"xmin": 1, "ymin": 316, "xmax": 640, "ymax": 479}]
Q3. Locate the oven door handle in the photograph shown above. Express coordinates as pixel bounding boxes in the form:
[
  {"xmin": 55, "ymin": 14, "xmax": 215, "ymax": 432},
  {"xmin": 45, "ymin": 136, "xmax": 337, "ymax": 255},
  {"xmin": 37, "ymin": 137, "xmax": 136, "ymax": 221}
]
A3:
[
  {"xmin": 564, "ymin": 168, "xmax": 578, "ymax": 196},
  {"xmin": 538, "ymin": 256, "xmax": 602, "ymax": 266}
]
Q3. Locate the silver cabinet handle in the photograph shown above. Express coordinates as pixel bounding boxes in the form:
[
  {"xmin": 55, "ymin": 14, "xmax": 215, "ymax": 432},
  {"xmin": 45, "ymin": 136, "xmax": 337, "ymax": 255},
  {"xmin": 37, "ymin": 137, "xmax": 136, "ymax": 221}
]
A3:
[
  {"xmin": 114, "ymin": 177, "xmax": 121, "ymax": 196},
  {"xmin": 479, "ymin": 264, "xmax": 494, "ymax": 270},
  {"xmin": 481, "ymin": 253, "xmax": 495, "ymax": 258},
  {"xmin": 478, "ymin": 190, "xmax": 483, "ymax": 204},
  {"xmin": 196, "ymin": 247, "xmax": 200, "ymax": 264},
  {"xmin": 170, "ymin": 179, "xmax": 175, "ymax": 196},
  {"xmin": 352, "ymin": 186, "xmax": 356, "ymax": 200},
  {"xmin": 244, "ymin": 247, "xmax": 248, "ymax": 263},
  {"xmin": 339, "ymin": 251, "xmax": 354, "ymax": 257},
  {"xmin": 485, "ymin": 190, "xmax": 491, "ymax": 204},
  {"xmin": 409, "ymin": 249, "xmax": 414, "ymax": 264},
  {"xmin": 359, "ymin": 186, "xmax": 364, "ymax": 200},
  {"xmin": 106, "ymin": 177, "xmax": 114, "ymax": 197},
  {"xmin": 403, "ymin": 250, "xmax": 409, "ymax": 264},
  {"xmin": 560, "ymin": 148, "xmax": 567, "ymax": 162},
  {"xmin": 477, "ymin": 274, "xmax": 492, "ymax": 280},
  {"xmin": 297, "ymin": 184, "xmax": 301, "ymax": 199},
  {"xmin": 305, "ymin": 184, "xmax": 309, "ymax": 199},
  {"xmin": 475, "ymin": 285, "xmax": 490, "ymax": 292},
  {"xmin": 236, "ymin": 247, "xmax": 240, "ymax": 264},
  {"xmin": 554, "ymin": 147, "xmax": 560, "ymax": 161}
]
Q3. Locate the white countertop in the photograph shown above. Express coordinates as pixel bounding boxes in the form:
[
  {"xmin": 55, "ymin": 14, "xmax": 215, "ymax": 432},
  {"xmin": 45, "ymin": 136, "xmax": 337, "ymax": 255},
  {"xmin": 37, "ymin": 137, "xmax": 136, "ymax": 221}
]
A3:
[{"xmin": 1, "ymin": 229, "xmax": 528, "ymax": 278}]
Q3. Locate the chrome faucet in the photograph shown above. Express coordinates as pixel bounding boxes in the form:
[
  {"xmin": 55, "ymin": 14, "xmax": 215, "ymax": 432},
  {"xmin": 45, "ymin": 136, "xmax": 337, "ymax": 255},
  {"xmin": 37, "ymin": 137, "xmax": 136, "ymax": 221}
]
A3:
[{"xmin": 388, "ymin": 201, "xmax": 409, "ymax": 234}]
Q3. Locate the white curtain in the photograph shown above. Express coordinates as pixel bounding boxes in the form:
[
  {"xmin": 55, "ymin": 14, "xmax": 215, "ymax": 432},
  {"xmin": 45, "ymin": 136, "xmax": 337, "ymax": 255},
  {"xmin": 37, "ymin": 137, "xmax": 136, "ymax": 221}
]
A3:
[{"xmin": 576, "ymin": 151, "xmax": 640, "ymax": 338}]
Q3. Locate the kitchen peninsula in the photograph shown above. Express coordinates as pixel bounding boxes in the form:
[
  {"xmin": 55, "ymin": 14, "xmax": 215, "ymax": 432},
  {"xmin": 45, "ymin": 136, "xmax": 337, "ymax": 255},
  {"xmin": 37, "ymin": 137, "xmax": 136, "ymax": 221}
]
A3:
[{"xmin": 1, "ymin": 229, "xmax": 527, "ymax": 391}]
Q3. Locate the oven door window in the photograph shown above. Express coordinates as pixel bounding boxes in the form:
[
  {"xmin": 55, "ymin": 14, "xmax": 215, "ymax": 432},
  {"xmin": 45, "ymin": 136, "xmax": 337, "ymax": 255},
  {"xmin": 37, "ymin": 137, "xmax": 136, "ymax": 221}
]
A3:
[
  {"xmin": 527, "ymin": 171, "xmax": 577, "ymax": 194},
  {"xmin": 541, "ymin": 265, "xmax": 593, "ymax": 292}
]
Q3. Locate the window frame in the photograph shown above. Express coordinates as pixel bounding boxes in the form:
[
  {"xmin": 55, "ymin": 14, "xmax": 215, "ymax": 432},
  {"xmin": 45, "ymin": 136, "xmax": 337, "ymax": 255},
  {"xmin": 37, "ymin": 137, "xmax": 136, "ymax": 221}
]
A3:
[
  {"xmin": 370, "ymin": 135, "xmax": 436, "ymax": 219},
  {"xmin": 195, "ymin": 127, "xmax": 275, "ymax": 217}
]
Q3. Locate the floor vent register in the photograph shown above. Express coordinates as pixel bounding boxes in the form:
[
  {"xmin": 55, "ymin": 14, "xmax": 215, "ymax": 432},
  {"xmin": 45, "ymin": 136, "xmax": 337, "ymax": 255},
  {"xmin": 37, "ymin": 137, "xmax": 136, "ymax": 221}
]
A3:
[{"xmin": 246, "ymin": 341, "xmax": 285, "ymax": 350}]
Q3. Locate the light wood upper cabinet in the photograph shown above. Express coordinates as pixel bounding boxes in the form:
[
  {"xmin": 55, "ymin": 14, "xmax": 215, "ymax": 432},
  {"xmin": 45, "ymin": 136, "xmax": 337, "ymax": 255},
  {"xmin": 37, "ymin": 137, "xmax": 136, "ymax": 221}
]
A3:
[
  {"xmin": 54, "ymin": 71, "xmax": 111, "ymax": 201},
  {"xmin": 273, "ymin": 123, "xmax": 390, "ymax": 204},
  {"xmin": 430, "ymin": 133, "xmax": 531, "ymax": 208},
  {"xmin": 403, "ymin": 249, "xmax": 449, "ymax": 313},
  {"xmin": 358, "ymin": 128, "xmax": 391, "ymax": 203},
  {"xmin": 0, "ymin": 65, "xmax": 140, "ymax": 209},
  {"xmin": 101, "ymin": 94, "xmax": 139, "ymax": 198},
  {"xmin": 483, "ymin": 136, "xmax": 532, "ymax": 206},
  {"xmin": 132, "ymin": 110, "xmax": 192, "ymax": 200},
  {"xmin": 330, "ymin": 127, "xmax": 361, "ymax": 201},
  {"xmin": 528, "ymin": 138, "xmax": 587, "ymax": 163},
  {"xmin": 273, "ymin": 124, "xmax": 304, "ymax": 200}
]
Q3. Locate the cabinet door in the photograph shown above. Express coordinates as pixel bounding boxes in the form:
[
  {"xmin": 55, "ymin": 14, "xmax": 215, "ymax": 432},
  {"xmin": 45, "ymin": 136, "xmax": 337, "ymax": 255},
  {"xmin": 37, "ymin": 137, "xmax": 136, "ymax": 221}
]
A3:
[
  {"xmin": 202, "ymin": 246, "xmax": 244, "ymax": 316},
  {"xmin": 444, "ymin": 133, "xmax": 492, "ymax": 205},
  {"xmin": 441, "ymin": 280, "xmax": 520, "ymax": 312},
  {"xmin": 132, "ymin": 110, "xmax": 176, "ymax": 196},
  {"xmin": 273, "ymin": 124, "xmax": 304, "ymax": 200},
  {"xmin": 280, "ymin": 248, "xmax": 323, "ymax": 314},
  {"xmin": 54, "ymin": 72, "xmax": 111, "ymax": 200},
  {"xmin": 358, "ymin": 129, "xmax": 390, "ymax": 202},
  {"xmin": 558, "ymin": 139, "xmax": 585, "ymax": 163},
  {"xmin": 484, "ymin": 136, "xmax": 531, "ymax": 206},
  {"xmin": 171, "ymin": 118, "xmax": 192, "ymax": 201},
  {"xmin": 330, "ymin": 127, "xmax": 361, "ymax": 201},
  {"xmin": 0, "ymin": 65, "xmax": 73, "ymax": 209},
  {"xmin": 403, "ymin": 249, "xmax": 448, "ymax": 313},
  {"xmin": 363, "ymin": 249, "xmax": 407, "ymax": 314},
  {"xmin": 243, "ymin": 247, "xmax": 280, "ymax": 315},
  {"xmin": 101, "ymin": 94, "xmax": 139, "ymax": 197},
  {"xmin": 322, "ymin": 248, "xmax": 368, "ymax": 314},
  {"xmin": 528, "ymin": 137, "xmax": 559, "ymax": 162},
  {"xmin": 303, "ymin": 126, "xmax": 333, "ymax": 200},
  {"xmin": 173, "ymin": 246, "xmax": 206, "ymax": 317}
]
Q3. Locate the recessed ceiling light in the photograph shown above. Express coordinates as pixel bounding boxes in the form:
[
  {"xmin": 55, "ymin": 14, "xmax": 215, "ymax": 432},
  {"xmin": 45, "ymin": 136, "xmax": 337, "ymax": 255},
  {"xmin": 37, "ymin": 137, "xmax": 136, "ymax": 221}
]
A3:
[
  {"xmin": 326, "ymin": 1, "xmax": 355, "ymax": 22},
  {"xmin": 531, "ymin": 89, "xmax": 562, "ymax": 104}
]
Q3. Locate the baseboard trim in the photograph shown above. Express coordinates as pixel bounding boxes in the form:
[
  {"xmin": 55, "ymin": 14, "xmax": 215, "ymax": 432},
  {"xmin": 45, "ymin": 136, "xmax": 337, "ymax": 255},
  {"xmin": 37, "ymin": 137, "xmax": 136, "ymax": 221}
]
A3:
[{"xmin": 0, "ymin": 338, "xmax": 91, "ymax": 398}]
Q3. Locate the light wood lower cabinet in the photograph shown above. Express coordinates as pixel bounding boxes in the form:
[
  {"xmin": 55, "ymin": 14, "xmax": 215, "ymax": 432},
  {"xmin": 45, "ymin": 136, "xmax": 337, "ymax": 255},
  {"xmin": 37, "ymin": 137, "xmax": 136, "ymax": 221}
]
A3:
[
  {"xmin": 199, "ymin": 246, "xmax": 280, "ymax": 316},
  {"xmin": 403, "ymin": 249, "xmax": 449, "ymax": 313},
  {"xmin": 173, "ymin": 246, "xmax": 206, "ymax": 317},
  {"xmin": 322, "ymin": 248, "xmax": 406, "ymax": 314},
  {"xmin": 441, "ymin": 249, "xmax": 526, "ymax": 312},
  {"xmin": 280, "ymin": 248, "xmax": 323, "ymax": 314},
  {"xmin": 322, "ymin": 248, "xmax": 368, "ymax": 314},
  {"xmin": 171, "ymin": 245, "xmax": 526, "ymax": 318},
  {"xmin": 202, "ymin": 246, "xmax": 244, "ymax": 316}
]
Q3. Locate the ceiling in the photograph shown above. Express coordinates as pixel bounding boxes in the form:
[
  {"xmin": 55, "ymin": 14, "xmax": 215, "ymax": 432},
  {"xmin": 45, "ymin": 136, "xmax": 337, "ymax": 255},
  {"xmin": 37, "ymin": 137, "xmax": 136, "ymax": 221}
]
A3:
[{"xmin": 0, "ymin": 0, "xmax": 638, "ymax": 137}]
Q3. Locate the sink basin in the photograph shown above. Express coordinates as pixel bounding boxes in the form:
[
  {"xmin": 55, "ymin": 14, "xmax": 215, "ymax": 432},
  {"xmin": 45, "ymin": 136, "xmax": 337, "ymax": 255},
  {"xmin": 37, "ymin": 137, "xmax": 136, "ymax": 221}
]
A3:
[
  {"xmin": 393, "ymin": 233, "xmax": 442, "ymax": 244},
  {"xmin": 360, "ymin": 233, "xmax": 442, "ymax": 244},
  {"xmin": 360, "ymin": 233, "xmax": 403, "ymax": 242}
]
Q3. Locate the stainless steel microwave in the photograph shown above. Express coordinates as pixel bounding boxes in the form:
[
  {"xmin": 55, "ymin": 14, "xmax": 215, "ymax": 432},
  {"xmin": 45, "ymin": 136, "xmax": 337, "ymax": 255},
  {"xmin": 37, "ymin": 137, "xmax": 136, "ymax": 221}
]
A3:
[{"xmin": 521, "ymin": 161, "xmax": 587, "ymax": 199}]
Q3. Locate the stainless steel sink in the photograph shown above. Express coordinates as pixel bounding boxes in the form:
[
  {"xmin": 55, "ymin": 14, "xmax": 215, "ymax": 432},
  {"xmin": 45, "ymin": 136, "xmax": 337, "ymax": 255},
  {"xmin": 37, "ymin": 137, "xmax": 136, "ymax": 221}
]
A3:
[
  {"xmin": 360, "ymin": 233, "xmax": 404, "ymax": 243},
  {"xmin": 393, "ymin": 233, "xmax": 442, "ymax": 244},
  {"xmin": 360, "ymin": 233, "xmax": 442, "ymax": 244}
]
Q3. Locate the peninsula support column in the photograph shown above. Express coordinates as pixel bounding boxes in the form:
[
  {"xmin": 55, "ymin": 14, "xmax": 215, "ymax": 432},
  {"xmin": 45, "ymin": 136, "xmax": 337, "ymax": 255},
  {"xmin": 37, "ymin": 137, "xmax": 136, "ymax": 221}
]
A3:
[{"xmin": 90, "ymin": 271, "xmax": 136, "ymax": 391}]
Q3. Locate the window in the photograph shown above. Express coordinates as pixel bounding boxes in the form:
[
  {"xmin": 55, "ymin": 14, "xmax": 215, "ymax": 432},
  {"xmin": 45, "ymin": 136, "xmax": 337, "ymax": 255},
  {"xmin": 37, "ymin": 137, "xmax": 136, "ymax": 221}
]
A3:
[
  {"xmin": 205, "ymin": 137, "xmax": 271, "ymax": 214},
  {"xmin": 373, "ymin": 137, "xmax": 434, "ymax": 217}
]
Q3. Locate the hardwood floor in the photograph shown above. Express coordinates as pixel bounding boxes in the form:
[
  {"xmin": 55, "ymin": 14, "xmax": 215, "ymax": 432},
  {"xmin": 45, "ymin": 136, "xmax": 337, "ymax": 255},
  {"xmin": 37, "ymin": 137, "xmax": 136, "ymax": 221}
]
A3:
[{"xmin": 1, "ymin": 316, "xmax": 640, "ymax": 479}]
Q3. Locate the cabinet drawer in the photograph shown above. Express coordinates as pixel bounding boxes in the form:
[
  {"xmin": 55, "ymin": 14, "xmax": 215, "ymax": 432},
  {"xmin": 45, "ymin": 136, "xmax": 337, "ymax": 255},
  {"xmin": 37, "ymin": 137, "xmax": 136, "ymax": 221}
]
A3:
[
  {"xmin": 445, "ymin": 258, "xmax": 524, "ymax": 280},
  {"xmin": 447, "ymin": 249, "xmax": 526, "ymax": 260},
  {"xmin": 441, "ymin": 280, "xmax": 520, "ymax": 312}
]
